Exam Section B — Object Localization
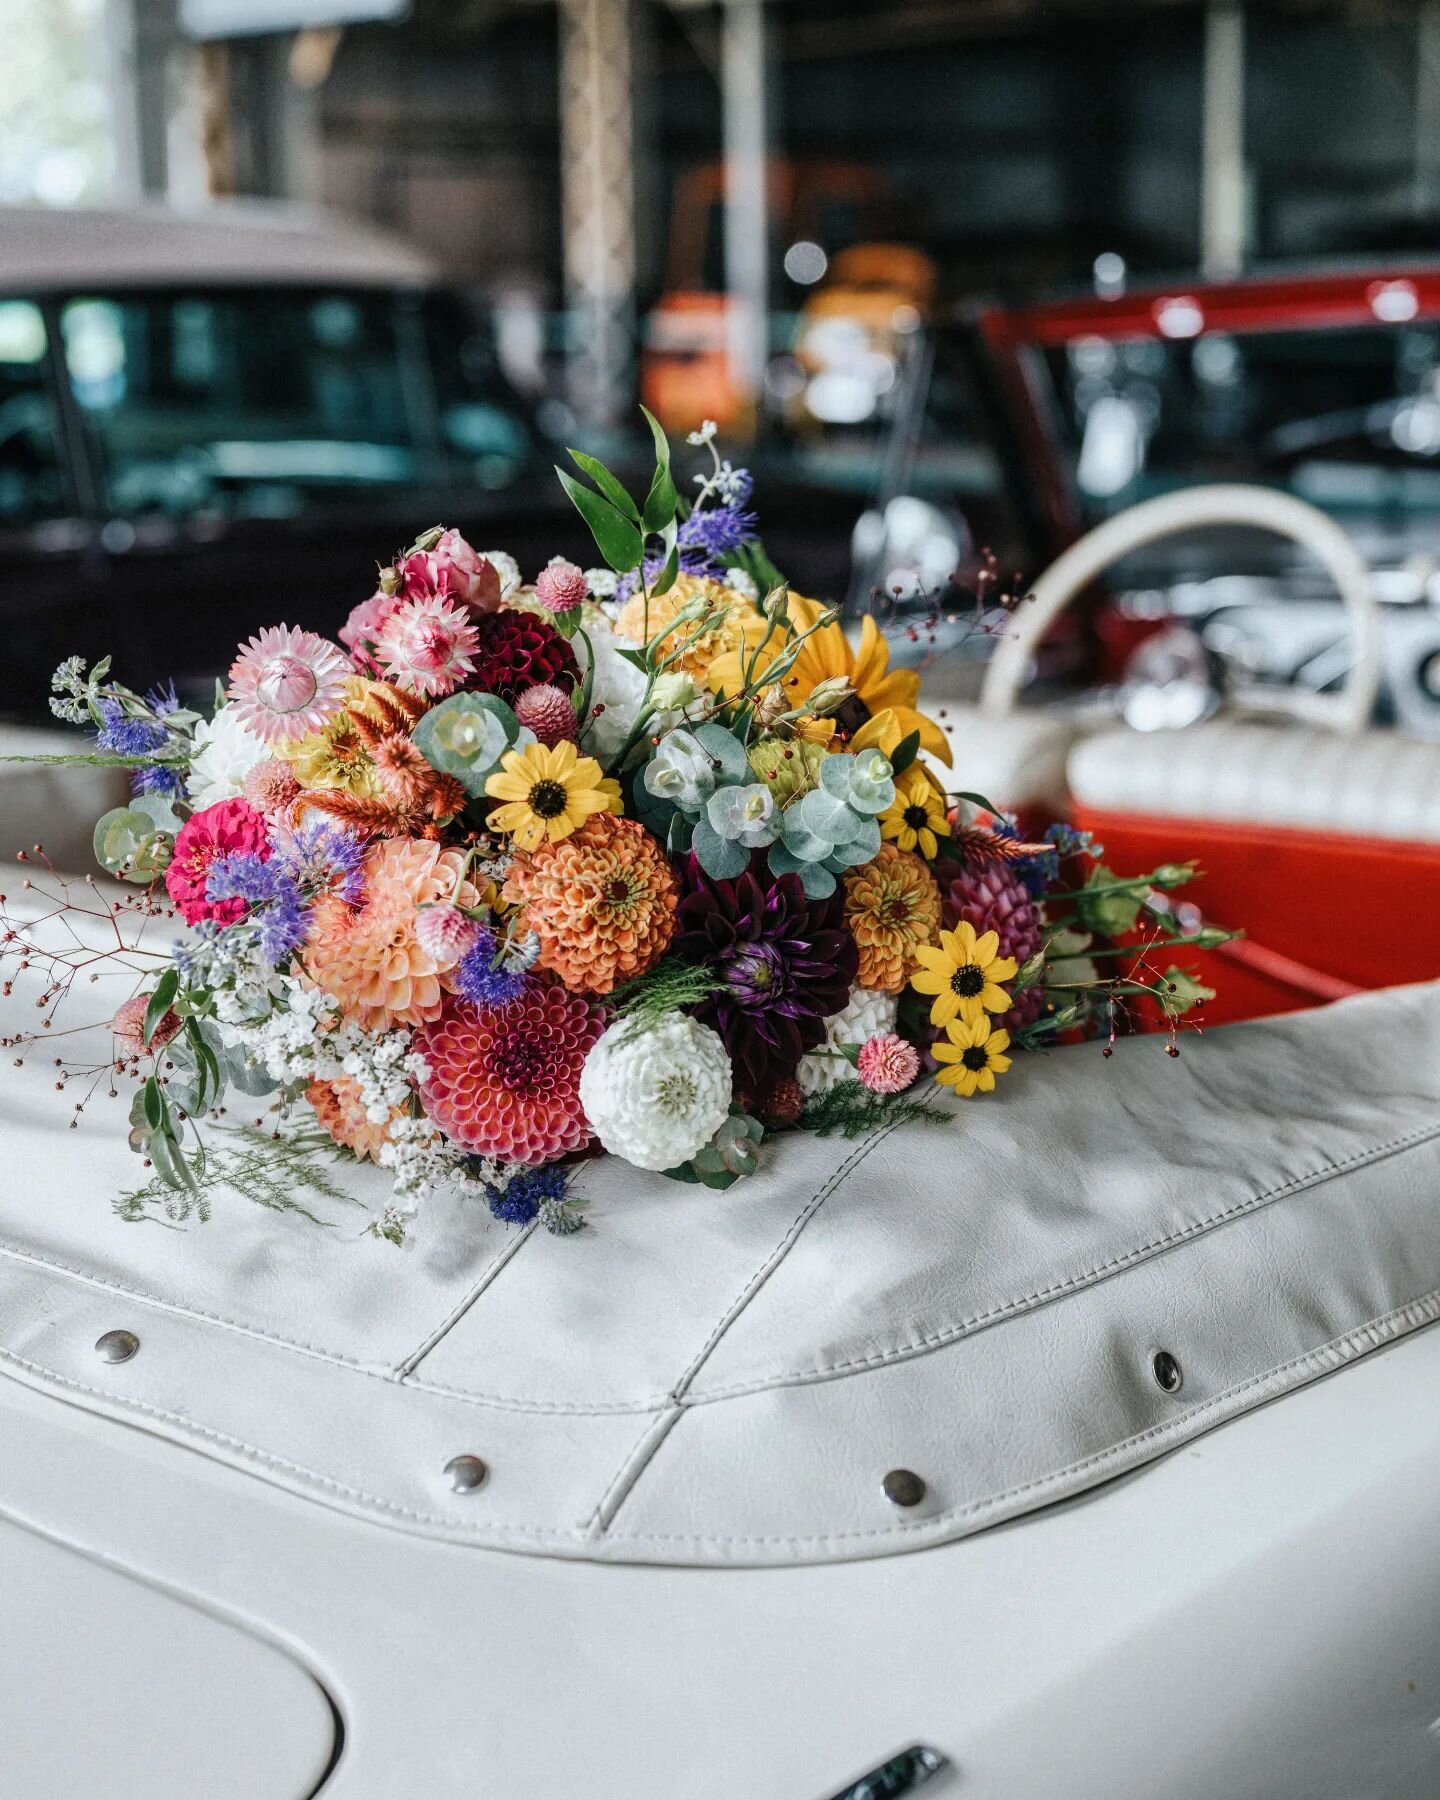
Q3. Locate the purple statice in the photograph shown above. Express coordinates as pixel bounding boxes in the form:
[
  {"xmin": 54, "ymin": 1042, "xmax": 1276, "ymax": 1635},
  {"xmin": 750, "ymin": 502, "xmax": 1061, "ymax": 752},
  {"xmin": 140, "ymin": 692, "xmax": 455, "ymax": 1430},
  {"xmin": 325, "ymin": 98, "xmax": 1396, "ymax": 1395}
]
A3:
[
  {"xmin": 132, "ymin": 764, "xmax": 185, "ymax": 800},
  {"xmin": 93, "ymin": 697, "xmax": 168, "ymax": 758},
  {"xmin": 679, "ymin": 502, "xmax": 757, "ymax": 561},
  {"xmin": 271, "ymin": 820, "xmax": 365, "ymax": 904},
  {"xmin": 453, "ymin": 927, "xmax": 530, "ymax": 1010},
  {"xmin": 486, "ymin": 1163, "xmax": 566, "ymax": 1226},
  {"xmin": 205, "ymin": 853, "xmax": 309, "ymax": 964}
]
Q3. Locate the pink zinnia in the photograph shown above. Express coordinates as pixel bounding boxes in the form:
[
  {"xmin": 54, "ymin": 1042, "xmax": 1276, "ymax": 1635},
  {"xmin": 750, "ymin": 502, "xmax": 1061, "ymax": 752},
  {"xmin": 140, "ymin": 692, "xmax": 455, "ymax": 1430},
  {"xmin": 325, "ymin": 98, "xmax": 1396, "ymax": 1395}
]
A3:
[
  {"xmin": 857, "ymin": 1031, "xmax": 921, "ymax": 1095},
  {"xmin": 415, "ymin": 987, "xmax": 603, "ymax": 1164},
  {"xmin": 228, "ymin": 624, "xmax": 350, "ymax": 745},
  {"xmin": 339, "ymin": 589, "xmax": 404, "ymax": 674},
  {"xmin": 165, "ymin": 798, "xmax": 270, "ymax": 925},
  {"xmin": 415, "ymin": 902, "xmax": 479, "ymax": 964},
  {"xmin": 533, "ymin": 558, "xmax": 589, "ymax": 614},
  {"xmin": 374, "ymin": 593, "xmax": 480, "ymax": 698}
]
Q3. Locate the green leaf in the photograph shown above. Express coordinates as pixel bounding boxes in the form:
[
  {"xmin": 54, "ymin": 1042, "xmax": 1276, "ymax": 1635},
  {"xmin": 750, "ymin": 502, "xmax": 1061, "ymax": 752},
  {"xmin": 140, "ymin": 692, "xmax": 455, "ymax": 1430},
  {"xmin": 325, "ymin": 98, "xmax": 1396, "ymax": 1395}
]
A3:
[
  {"xmin": 142, "ymin": 968, "xmax": 179, "ymax": 1047},
  {"xmin": 889, "ymin": 729, "xmax": 921, "ymax": 776},
  {"xmin": 1155, "ymin": 965, "xmax": 1215, "ymax": 1017},
  {"xmin": 413, "ymin": 693, "xmax": 523, "ymax": 797},
  {"xmin": 556, "ymin": 468, "xmax": 644, "ymax": 573},
  {"xmin": 640, "ymin": 404, "xmax": 672, "ymax": 471},
  {"xmin": 614, "ymin": 645, "xmax": 650, "ymax": 672},
  {"xmin": 1076, "ymin": 863, "xmax": 1144, "ymax": 937},
  {"xmin": 642, "ymin": 460, "xmax": 680, "ymax": 535},
  {"xmin": 650, "ymin": 539, "xmax": 680, "ymax": 597},
  {"xmin": 142, "ymin": 1074, "xmax": 163, "ymax": 1131},
  {"xmin": 952, "ymin": 789, "xmax": 1007, "ymax": 820},
  {"xmin": 566, "ymin": 448, "xmax": 641, "ymax": 521},
  {"xmin": 693, "ymin": 722, "xmax": 750, "ymax": 784}
]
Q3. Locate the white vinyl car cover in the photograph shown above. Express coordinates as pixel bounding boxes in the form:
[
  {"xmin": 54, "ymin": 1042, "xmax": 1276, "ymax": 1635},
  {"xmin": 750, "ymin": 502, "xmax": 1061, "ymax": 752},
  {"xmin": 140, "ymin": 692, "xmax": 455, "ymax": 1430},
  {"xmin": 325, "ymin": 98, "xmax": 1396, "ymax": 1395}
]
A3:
[{"xmin": 0, "ymin": 884, "xmax": 1436, "ymax": 1568}]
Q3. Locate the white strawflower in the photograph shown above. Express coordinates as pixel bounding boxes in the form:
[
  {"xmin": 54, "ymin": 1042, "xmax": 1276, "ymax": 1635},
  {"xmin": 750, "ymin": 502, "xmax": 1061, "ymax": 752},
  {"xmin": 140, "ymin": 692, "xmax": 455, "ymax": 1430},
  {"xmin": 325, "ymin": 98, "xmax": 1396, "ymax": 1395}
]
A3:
[
  {"xmin": 574, "ymin": 618, "xmax": 648, "ymax": 761},
  {"xmin": 187, "ymin": 706, "xmax": 268, "ymax": 808},
  {"xmin": 579, "ymin": 1015, "xmax": 732, "ymax": 1172},
  {"xmin": 796, "ymin": 985, "xmax": 898, "ymax": 1096}
]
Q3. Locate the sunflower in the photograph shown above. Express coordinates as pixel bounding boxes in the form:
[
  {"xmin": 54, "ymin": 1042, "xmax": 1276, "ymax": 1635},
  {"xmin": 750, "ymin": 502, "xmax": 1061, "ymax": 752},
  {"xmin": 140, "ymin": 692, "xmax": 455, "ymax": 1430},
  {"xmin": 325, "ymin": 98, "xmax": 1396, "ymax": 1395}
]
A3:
[
  {"xmin": 880, "ymin": 765, "xmax": 951, "ymax": 860},
  {"xmin": 933, "ymin": 1015, "xmax": 1012, "ymax": 1097},
  {"xmin": 708, "ymin": 595, "xmax": 951, "ymax": 766},
  {"xmin": 484, "ymin": 740, "xmax": 620, "ymax": 852},
  {"xmin": 909, "ymin": 920, "xmax": 1017, "ymax": 1026}
]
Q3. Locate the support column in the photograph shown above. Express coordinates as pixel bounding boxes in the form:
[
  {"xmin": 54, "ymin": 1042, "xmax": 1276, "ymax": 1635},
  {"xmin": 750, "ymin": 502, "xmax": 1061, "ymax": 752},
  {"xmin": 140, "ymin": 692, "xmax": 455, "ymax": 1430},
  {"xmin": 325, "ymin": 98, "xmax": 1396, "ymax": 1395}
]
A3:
[
  {"xmin": 721, "ymin": 0, "xmax": 770, "ymax": 426},
  {"xmin": 559, "ymin": 0, "xmax": 638, "ymax": 432},
  {"xmin": 106, "ymin": 0, "xmax": 180, "ymax": 199},
  {"xmin": 1200, "ymin": 1, "xmax": 1247, "ymax": 278}
]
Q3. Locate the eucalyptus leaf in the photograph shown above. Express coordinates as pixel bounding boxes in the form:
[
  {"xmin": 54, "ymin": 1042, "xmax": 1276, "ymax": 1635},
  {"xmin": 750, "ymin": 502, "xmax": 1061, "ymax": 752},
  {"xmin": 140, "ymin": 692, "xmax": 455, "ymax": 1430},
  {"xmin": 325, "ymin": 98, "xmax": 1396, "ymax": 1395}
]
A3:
[
  {"xmin": 692, "ymin": 815, "xmax": 750, "ymax": 879},
  {"xmin": 692, "ymin": 722, "xmax": 750, "ymax": 784},
  {"xmin": 413, "ymin": 693, "xmax": 521, "ymax": 797}
]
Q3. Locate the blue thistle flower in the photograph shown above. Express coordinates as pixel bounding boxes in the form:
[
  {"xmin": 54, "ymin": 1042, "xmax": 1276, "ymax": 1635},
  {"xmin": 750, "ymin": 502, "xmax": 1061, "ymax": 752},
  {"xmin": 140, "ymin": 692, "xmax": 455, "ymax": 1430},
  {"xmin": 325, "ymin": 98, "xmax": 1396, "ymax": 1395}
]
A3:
[
  {"xmin": 679, "ymin": 502, "xmax": 757, "ymax": 560},
  {"xmin": 274, "ymin": 820, "xmax": 365, "ymax": 903},
  {"xmin": 144, "ymin": 678, "xmax": 181, "ymax": 717},
  {"xmin": 93, "ymin": 698, "xmax": 168, "ymax": 758},
  {"xmin": 487, "ymin": 1164, "xmax": 566, "ymax": 1226},
  {"xmin": 131, "ymin": 764, "xmax": 184, "ymax": 799},
  {"xmin": 205, "ymin": 853, "xmax": 311, "ymax": 965}
]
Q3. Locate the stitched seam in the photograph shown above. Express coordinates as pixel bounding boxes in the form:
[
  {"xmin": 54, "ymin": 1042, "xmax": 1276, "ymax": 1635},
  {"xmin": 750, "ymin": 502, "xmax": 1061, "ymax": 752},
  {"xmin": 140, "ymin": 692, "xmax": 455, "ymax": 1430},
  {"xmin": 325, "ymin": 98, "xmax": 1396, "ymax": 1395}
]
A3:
[
  {"xmin": 393, "ymin": 1221, "xmax": 536, "ymax": 1378},
  {"xmin": 603, "ymin": 1288, "xmax": 1440, "ymax": 1546},
  {"xmin": 0, "ymin": 1344, "xmax": 612, "ymax": 1539},
  {"xmin": 685, "ymin": 1119, "xmax": 1440, "ymax": 1402},
  {"xmin": 588, "ymin": 1406, "xmax": 682, "ymax": 1533}
]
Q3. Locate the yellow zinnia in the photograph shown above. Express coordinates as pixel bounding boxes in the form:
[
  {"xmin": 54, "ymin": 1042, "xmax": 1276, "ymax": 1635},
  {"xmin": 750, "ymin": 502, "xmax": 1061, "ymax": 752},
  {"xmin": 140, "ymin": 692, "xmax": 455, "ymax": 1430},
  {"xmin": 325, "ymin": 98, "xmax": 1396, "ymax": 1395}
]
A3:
[
  {"xmin": 933, "ymin": 1015, "xmax": 1012, "ymax": 1097},
  {"xmin": 485, "ymin": 740, "xmax": 619, "ymax": 852},
  {"xmin": 615, "ymin": 573, "xmax": 767, "ymax": 683},
  {"xmin": 880, "ymin": 764, "xmax": 951, "ymax": 861},
  {"xmin": 910, "ymin": 920, "xmax": 1017, "ymax": 1026},
  {"xmin": 708, "ymin": 595, "xmax": 951, "ymax": 766}
]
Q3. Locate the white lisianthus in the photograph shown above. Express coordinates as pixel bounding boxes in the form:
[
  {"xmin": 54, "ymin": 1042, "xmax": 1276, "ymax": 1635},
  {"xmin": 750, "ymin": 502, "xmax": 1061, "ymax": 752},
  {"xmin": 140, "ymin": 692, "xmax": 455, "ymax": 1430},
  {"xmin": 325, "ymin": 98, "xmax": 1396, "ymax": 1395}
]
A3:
[
  {"xmin": 796, "ymin": 985, "xmax": 899, "ymax": 1096},
  {"xmin": 574, "ymin": 618, "xmax": 648, "ymax": 761},
  {"xmin": 187, "ymin": 706, "xmax": 268, "ymax": 809},
  {"xmin": 579, "ymin": 1015, "xmax": 732, "ymax": 1172}
]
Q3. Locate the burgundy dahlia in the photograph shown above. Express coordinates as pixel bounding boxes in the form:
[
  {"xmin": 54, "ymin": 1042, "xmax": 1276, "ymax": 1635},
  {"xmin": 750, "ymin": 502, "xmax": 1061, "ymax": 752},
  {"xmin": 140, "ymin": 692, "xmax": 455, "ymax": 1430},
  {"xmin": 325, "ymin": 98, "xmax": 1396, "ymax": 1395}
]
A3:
[
  {"xmin": 675, "ymin": 853, "xmax": 858, "ymax": 1093},
  {"xmin": 468, "ymin": 609, "xmax": 579, "ymax": 703}
]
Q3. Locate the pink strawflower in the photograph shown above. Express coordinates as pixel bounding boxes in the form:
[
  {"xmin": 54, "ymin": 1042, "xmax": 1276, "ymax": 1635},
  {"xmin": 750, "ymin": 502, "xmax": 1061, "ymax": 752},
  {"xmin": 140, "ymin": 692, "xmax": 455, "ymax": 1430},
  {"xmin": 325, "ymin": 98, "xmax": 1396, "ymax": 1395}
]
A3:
[
  {"xmin": 227, "ymin": 624, "xmax": 350, "ymax": 745},
  {"xmin": 339, "ymin": 589, "xmax": 403, "ymax": 674},
  {"xmin": 111, "ymin": 993, "xmax": 180, "ymax": 1055},
  {"xmin": 415, "ymin": 902, "xmax": 480, "ymax": 964},
  {"xmin": 374, "ymin": 593, "xmax": 480, "ymax": 698},
  {"xmin": 415, "ymin": 987, "xmax": 604, "ymax": 1164},
  {"xmin": 402, "ymin": 530, "xmax": 503, "ymax": 615},
  {"xmin": 165, "ymin": 798, "xmax": 270, "ymax": 925},
  {"xmin": 513, "ymin": 682, "xmax": 577, "ymax": 746},
  {"xmin": 857, "ymin": 1031, "xmax": 921, "ymax": 1095},
  {"xmin": 243, "ymin": 757, "xmax": 301, "ymax": 816},
  {"xmin": 533, "ymin": 558, "xmax": 589, "ymax": 614}
]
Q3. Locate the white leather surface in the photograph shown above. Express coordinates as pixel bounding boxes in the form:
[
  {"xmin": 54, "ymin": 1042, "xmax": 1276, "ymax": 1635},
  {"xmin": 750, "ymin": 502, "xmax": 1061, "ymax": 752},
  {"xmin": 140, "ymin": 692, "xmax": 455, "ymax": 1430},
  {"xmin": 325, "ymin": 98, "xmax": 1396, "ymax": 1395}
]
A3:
[
  {"xmin": 0, "ymin": 725, "xmax": 129, "ymax": 873},
  {"xmin": 1068, "ymin": 719, "xmax": 1440, "ymax": 841},
  {"xmin": 0, "ymin": 1513, "xmax": 335, "ymax": 1799},
  {"xmin": 2, "ymin": 1326, "xmax": 1439, "ymax": 1799},
  {"xmin": 928, "ymin": 703, "xmax": 1077, "ymax": 811},
  {"xmin": 1, "ymin": 874, "xmax": 1438, "ymax": 1567}
]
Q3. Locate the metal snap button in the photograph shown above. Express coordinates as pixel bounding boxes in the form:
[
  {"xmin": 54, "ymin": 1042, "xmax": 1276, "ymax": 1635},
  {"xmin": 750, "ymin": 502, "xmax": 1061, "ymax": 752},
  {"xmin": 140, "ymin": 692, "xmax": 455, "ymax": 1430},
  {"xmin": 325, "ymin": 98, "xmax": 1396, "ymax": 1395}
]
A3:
[
  {"xmin": 444, "ymin": 1454, "xmax": 488, "ymax": 1493},
  {"xmin": 882, "ymin": 1468, "xmax": 926, "ymax": 1508},
  {"xmin": 95, "ymin": 1330, "xmax": 139, "ymax": 1364},
  {"xmin": 1152, "ymin": 1349, "xmax": 1183, "ymax": 1394}
]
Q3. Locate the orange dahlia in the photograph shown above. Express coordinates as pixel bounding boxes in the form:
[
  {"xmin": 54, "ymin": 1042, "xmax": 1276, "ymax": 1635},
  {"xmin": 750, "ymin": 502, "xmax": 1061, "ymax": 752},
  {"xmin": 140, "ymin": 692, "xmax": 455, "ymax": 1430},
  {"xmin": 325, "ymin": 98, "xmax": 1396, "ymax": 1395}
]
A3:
[
  {"xmin": 306, "ymin": 1076, "xmax": 402, "ymax": 1162},
  {"xmin": 503, "ymin": 814, "xmax": 679, "ymax": 995},
  {"xmin": 842, "ymin": 843, "xmax": 942, "ymax": 994},
  {"xmin": 615, "ymin": 573, "xmax": 766, "ymax": 682},
  {"xmin": 304, "ymin": 837, "xmax": 481, "ymax": 1033},
  {"xmin": 415, "ymin": 987, "xmax": 604, "ymax": 1164}
]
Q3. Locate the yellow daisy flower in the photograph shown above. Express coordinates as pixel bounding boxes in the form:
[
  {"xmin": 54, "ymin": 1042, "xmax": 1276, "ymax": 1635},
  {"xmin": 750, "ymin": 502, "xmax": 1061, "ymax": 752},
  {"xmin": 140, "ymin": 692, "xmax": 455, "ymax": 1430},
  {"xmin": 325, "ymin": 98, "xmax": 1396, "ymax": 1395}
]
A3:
[
  {"xmin": 880, "ymin": 765, "xmax": 951, "ymax": 860},
  {"xmin": 933, "ymin": 1015, "xmax": 1012, "ymax": 1097},
  {"xmin": 909, "ymin": 920, "xmax": 1017, "ymax": 1026},
  {"xmin": 484, "ymin": 740, "xmax": 619, "ymax": 852}
]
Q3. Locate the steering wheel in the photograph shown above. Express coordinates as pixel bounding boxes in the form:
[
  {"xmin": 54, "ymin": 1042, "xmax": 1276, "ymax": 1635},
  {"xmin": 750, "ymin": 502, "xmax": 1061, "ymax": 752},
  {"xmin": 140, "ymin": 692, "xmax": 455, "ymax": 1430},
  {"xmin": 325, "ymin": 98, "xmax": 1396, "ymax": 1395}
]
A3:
[{"xmin": 978, "ymin": 483, "xmax": 1383, "ymax": 736}]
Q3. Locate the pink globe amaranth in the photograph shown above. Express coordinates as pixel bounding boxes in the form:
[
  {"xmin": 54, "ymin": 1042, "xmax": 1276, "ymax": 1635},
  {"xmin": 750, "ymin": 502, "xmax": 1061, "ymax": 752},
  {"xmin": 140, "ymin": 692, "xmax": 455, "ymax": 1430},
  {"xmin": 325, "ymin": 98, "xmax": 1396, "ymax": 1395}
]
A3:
[
  {"xmin": 414, "ymin": 902, "xmax": 480, "ymax": 964},
  {"xmin": 164, "ymin": 798, "xmax": 270, "ymax": 926},
  {"xmin": 513, "ymin": 682, "xmax": 578, "ymax": 746},
  {"xmin": 533, "ymin": 559, "xmax": 589, "ymax": 614}
]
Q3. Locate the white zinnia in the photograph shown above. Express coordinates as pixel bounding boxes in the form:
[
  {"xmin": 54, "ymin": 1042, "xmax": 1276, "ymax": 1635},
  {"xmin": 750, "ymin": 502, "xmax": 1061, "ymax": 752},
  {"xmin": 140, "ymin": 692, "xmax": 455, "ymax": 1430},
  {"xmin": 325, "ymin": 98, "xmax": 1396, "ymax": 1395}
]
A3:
[
  {"xmin": 796, "ymin": 986, "xmax": 898, "ymax": 1096},
  {"xmin": 579, "ymin": 1015, "xmax": 732, "ymax": 1172},
  {"xmin": 187, "ymin": 706, "xmax": 268, "ymax": 809}
]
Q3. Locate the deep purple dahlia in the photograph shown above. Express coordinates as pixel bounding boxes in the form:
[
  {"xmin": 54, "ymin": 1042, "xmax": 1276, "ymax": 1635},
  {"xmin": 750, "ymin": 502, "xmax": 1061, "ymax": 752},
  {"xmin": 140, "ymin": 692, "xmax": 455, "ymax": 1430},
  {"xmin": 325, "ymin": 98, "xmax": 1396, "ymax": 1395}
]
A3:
[{"xmin": 675, "ymin": 853, "xmax": 858, "ymax": 1097}]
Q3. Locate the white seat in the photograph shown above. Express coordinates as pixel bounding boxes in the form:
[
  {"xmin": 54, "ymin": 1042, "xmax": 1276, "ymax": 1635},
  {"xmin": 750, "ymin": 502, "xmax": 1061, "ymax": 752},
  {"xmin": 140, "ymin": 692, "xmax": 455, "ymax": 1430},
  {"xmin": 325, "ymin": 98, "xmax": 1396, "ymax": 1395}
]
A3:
[
  {"xmin": 928, "ymin": 702, "xmax": 1080, "ymax": 813},
  {"xmin": 1068, "ymin": 719, "xmax": 1440, "ymax": 842}
]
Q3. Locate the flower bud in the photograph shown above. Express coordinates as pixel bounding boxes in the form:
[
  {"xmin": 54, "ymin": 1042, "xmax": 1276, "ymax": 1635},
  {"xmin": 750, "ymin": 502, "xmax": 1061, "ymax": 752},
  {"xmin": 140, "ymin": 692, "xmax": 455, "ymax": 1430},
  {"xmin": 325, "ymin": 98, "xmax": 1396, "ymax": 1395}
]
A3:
[
  {"xmin": 649, "ymin": 671, "xmax": 698, "ymax": 712},
  {"xmin": 763, "ymin": 585, "xmax": 790, "ymax": 622},
  {"xmin": 806, "ymin": 675, "xmax": 855, "ymax": 716}
]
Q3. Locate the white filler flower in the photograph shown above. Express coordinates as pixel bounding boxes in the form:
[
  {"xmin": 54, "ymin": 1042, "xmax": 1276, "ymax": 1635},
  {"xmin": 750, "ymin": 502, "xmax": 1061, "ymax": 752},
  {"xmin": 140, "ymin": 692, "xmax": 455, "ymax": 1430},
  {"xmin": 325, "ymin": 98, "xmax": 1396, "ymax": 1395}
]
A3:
[
  {"xmin": 796, "ymin": 985, "xmax": 898, "ymax": 1096},
  {"xmin": 579, "ymin": 1014, "xmax": 732, "ymax": 1171},
  {"xmin": 187, "ymin": 706, "xmax": 268, "ymax": 808}
]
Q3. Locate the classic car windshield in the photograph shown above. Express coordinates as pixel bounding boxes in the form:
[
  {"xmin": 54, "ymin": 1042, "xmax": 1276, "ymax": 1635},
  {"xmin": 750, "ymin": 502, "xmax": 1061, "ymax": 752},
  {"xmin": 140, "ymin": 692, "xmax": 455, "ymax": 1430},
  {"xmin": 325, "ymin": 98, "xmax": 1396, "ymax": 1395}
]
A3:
[
  {"xmin": 59, "ymin": 288, "xmax": 531, "ymax": 519},
  {"xmin": 1046, "ymin": 320, "xmax": 1440, "ymax": 523}
]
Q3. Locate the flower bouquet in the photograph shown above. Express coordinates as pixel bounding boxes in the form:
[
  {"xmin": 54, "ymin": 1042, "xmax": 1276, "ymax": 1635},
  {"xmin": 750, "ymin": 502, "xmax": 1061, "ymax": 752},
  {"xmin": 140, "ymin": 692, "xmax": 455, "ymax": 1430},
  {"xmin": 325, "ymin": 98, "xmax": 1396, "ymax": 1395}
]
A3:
[{"xmin": 1, "ymin": 415, "xmax": 1229, "ymax": 1242}]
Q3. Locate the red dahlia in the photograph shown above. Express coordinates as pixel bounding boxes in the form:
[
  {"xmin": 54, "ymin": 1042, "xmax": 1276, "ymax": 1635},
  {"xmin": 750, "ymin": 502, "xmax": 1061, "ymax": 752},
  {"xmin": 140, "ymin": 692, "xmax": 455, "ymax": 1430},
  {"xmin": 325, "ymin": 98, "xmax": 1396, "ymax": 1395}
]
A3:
[{"xmin": 468, "ymin": 609, "xmax": 579, "ymax": 703}]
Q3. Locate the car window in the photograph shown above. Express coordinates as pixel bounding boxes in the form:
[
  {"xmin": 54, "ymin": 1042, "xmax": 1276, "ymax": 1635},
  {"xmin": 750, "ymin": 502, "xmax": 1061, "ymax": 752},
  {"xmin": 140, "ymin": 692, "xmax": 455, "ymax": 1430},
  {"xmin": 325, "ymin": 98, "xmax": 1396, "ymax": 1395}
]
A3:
[
  {"xmin": 0, "ymin": 301, "xmax": 68, "ymax": 526},
  {"xmin": 59, "ymin": 289, "xmax": 430, "ymax": 519},
  {"xmin": 1047, "ymin": 320, "xmax": 1440, "ymax": 523},
  {"xmin": 422, "ymin": 298, "xmax": 535, "ymax": 490}
]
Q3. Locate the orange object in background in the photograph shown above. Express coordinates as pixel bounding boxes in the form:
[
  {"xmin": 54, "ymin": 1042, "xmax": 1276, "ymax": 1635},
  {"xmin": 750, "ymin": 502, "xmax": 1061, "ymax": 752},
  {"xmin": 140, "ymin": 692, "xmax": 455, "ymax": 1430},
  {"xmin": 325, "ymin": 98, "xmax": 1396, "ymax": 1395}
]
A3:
[{"xmin": 1075, "ymin": 808, "xmax": 1440, "ymax": 1027}]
